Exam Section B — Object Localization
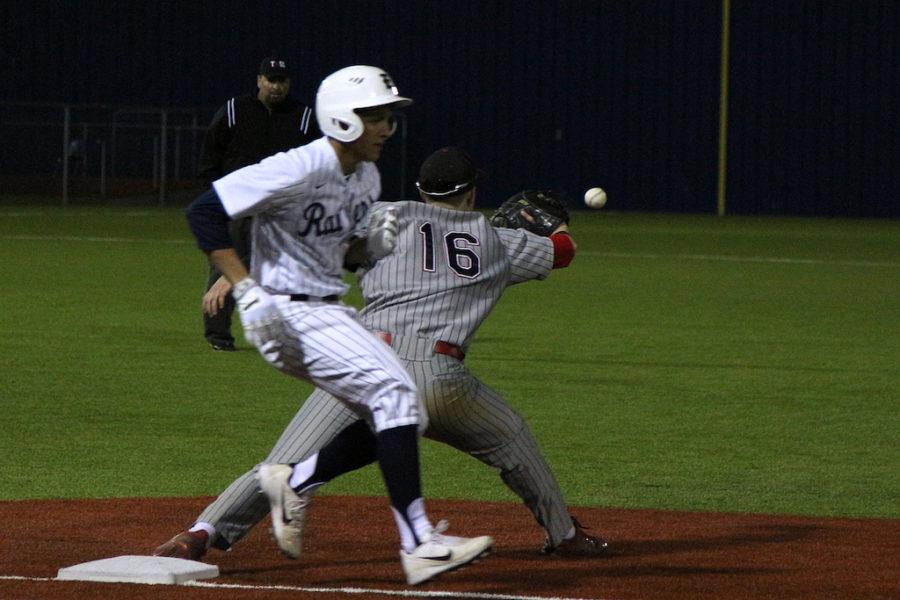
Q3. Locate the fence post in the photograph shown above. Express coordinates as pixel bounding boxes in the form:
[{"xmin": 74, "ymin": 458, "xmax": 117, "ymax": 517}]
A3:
[
  {"xmin": 99, "ymin": 140, "xmax": 107, "ymax": 197},
  {"xmin": 81, "ymin": 123, "xmax": 88, "ymax": 175},
  {"xmin": 152, "ymin": 136, "xmax": 159, "ymax": 190},
  {"xmin": 717, "ymin": 0, "xmax": 731, "ymax": 216},
  {"xmin": 174, "ymin": 126, "xmax": 181, "ymax": 180},
  {"xmin": 111, "ymin": 109, "xmax": 120, "ymax": 178},
  {"xmin": 192, "ymin": 114, "xmax": 199, "ymax": 180},
  {"xmin": 62, "ymin": 105, "xmax": 70, "ymax": 207},
  {"xmin": 159, "ymin": 109, "xmax": 168, "ymax": 206}
]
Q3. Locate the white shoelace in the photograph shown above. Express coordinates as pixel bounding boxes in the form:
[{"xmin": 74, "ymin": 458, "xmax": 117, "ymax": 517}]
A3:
[
  {"xmin": 285, "ymin": 493, "xmax": 310, "ymax": 520},
  {"xmin": 427, "ymin": 520, "xmax": 464, "ymax": 545}
]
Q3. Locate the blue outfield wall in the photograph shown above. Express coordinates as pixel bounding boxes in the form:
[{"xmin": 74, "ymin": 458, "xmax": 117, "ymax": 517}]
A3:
[
  {"xmin": 3, "ymin": 1, "xmax": 897, "ymax": 217},
  {"xmin": 727, "ymin": 2, "xmax": 899, "ymax": 218}
]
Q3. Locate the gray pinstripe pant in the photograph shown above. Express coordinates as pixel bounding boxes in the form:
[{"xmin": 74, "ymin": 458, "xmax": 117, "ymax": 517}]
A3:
[{"xmin": 199, "ymin": 335, "xmax": 572, "ymax": 550}]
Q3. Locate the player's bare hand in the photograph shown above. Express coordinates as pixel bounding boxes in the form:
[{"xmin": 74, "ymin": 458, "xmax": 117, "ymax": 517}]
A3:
[{"xmin": 203, "ymin": 276, "xmax": 233, "ymax": 316}]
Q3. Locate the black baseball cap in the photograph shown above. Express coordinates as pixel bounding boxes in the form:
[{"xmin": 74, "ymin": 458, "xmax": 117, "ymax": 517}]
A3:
[
  {"xmin": 416, "ymin": 146, "xmax": 482, "ymax": 196},
  {"xmin": 259, "ymin": 56, "xmax": 290, "ymax": 78}
]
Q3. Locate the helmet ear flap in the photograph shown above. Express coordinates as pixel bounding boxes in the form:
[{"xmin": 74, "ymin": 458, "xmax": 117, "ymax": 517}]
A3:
[{"xmin": 328, "ymin": 113, "xmax": 363, "ymax": 142}]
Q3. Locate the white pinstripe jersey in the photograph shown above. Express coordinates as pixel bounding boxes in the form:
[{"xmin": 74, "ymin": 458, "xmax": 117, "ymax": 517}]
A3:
[
  {"xmin": 358, "ymin": 201, "xmax": 554, "ymax": 350},
  {"xmin": 213, "ymin": 137, "xmax": 378, "ymax": 297}
]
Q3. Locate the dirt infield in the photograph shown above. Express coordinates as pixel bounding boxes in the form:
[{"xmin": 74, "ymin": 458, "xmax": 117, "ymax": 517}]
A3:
[{"xmin": 1, "ymin": 496, "xmax": 897, "ymax": 600}]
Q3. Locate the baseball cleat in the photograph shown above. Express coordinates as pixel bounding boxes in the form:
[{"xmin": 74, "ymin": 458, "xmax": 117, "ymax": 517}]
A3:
[
  {"xmin": 400, "ymin": 521, "xmax": 493, "ymax": 585},
  {"xmin": 541, "ymin": 516, "xmax": 612, "ymax": 556},
  {"xmin": 257, "ymin": 463, "xmax": 311, "ymax": 559},
  {"xmin": 152, "ymin": 529, "xmax": 209, "ymax": 561},
  {"xmin": 209, "ymin": 341, "xmax": 236, "ymax": 351}
]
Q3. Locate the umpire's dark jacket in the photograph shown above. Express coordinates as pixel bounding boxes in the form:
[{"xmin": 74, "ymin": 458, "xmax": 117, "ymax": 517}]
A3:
[
  {"xmin": 197, "ymin": 93, "xmax": 318, "ymax": 278},
  {"xmin": 198, "ymin": 93, "xmax": 318, "ymax": 183}
]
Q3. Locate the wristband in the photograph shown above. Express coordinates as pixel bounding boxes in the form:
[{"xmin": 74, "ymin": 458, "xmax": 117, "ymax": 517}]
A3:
[
  {"xmin": 550, "ymin": 232, "xmax": 575, "ymax": 268},
  {"xmin": 232, "ymin": 277, "xmax": 257, "ymax": 299}
]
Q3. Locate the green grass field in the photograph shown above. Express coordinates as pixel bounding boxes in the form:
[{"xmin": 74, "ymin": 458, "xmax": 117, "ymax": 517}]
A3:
[{"xmin": 1, "ymin": 205, "xmax": 898, "ymax": 519}]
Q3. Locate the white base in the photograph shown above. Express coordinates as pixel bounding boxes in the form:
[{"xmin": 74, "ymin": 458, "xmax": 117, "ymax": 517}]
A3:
[{"xmin": 57, "ymin": 555, "xmax": 219, "ymax": 585}]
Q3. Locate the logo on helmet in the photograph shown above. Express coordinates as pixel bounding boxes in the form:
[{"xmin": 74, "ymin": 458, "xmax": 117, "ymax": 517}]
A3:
[{"xmin": 380, "ymin": 73, "xmax": 397, "ymax": 90}]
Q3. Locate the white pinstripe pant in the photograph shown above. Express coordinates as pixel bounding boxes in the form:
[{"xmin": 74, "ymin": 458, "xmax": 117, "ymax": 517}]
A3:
[
  {"xmin": 198, "ymin": 334, "xmax": 572, "ymax": 549},
  {"xmin": 256, "ymin": 298, "xmax": 421, "ymax": 433}
]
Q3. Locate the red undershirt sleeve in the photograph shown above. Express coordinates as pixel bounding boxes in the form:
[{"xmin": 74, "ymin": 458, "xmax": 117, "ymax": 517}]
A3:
[{"xmin": 550, "ymin": 231, "xmax": 575, "ymax": 268}]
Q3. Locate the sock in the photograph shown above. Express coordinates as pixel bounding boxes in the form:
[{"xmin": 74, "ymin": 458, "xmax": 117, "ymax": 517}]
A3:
[
  {"xmin": 289, "ymin": 420, "xmax": 377, "ymax": 493},
  {"xmin": 391, "ymin": 498, "xmax": 432, "ymax": 553},
  {"xmin": 377, "ymin": 424, "xmax": 432, "ymax": 550},
  {"xmin": 289, "ymin": 453, "xmax": 318, "ymax": 489}
]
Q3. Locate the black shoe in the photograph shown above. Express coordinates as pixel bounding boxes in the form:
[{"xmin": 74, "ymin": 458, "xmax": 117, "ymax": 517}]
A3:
[
  {"xmin": 209, "ymin": 341, "xmax": 236, "ymax": 352},
  {"xmin": 153, "ymin": 530, "xmax": 209, "ymax": 561},
  {"xmin": 541, "ymin": 516, "xmax": 612, "ymax": 557}
]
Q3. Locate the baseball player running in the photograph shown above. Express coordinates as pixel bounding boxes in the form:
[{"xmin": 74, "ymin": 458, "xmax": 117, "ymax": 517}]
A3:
[
  {"xmin": 180, "ymin": 66, "xmax": 493, "ymax": 586},
  {"xmin": 156, "ymin": 146, "xmax": 609, "ymax": 574},
  {"xmin": 198, "ymin": 55, "xmax": 319, "ymax": 352}
]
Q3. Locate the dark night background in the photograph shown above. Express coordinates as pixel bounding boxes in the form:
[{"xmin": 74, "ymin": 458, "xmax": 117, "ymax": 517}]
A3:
[{"xmin": 2, "ymin": 1, "xmax": 898, "ymax": 216}]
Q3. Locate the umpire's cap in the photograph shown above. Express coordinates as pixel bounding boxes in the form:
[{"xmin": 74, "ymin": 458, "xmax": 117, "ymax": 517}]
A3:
[
  {"xmin": 259, "ymin": 56, "xmax": 290, "ymax": 78},
  {"xmin": 416, "ymin": 147, "xmax": 483, "ymax": 197}
]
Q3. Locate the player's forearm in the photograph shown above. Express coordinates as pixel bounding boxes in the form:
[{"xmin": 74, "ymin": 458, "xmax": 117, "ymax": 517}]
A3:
[
  {"xmin": 208, "ymin": 248, "xmax": 250, "ymax": 283},
  {"xmin": 342, "ymin": 236, "xmax": 369, "ymax": 272}
]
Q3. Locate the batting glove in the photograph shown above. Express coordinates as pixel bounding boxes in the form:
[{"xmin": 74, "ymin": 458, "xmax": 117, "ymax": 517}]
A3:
[
  {"xmin": 232, "ymin": 277, "xmax": 284, "ymax": 350},
  {"xmin": 366, "ymin": 205, "xmax": 399, "ymax": 261}
]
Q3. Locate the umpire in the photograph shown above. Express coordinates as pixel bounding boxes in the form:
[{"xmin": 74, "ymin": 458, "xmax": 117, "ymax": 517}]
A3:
[{"xmin": 198, "ymin": 56, "xmax": 319, "ymax": 351}]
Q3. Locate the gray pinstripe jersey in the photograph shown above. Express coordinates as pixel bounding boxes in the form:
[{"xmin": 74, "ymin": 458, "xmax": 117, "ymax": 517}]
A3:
[
  {"xmin": 358, "ymin": 201, "xmax": 554, "ymax": 349},
  {"xmin": 213, "ymin": 136, "xmax": 377, "ymax": 297}
]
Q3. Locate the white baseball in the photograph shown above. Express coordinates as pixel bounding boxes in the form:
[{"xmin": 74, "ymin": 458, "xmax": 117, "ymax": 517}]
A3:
[{"xmin": 584, "ymin": 187, "xmax": 607, "ymax": 209}]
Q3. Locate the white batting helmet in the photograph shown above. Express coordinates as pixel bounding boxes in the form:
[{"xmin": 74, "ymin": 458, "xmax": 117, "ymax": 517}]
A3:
[{"xmin": 315, "ymin": 65, "xmax": 413, "ymax": 142}]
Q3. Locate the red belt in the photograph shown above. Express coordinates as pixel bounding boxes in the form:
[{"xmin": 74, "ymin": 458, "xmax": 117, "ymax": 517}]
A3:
[{"xmin": 378, "ymin": 333, "xmax": 465, "ymax": 362}]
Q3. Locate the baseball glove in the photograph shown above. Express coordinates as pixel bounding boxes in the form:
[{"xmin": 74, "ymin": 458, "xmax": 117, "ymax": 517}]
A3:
[{"xmin": 489, "ymin": 190, "xmax": 570, "ymax": 236}]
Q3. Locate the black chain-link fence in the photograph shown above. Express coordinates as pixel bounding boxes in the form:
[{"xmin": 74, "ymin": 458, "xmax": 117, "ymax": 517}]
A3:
[{"xmin": 0, "ymin": 102, "xmax": 411, "ymax": 206}]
